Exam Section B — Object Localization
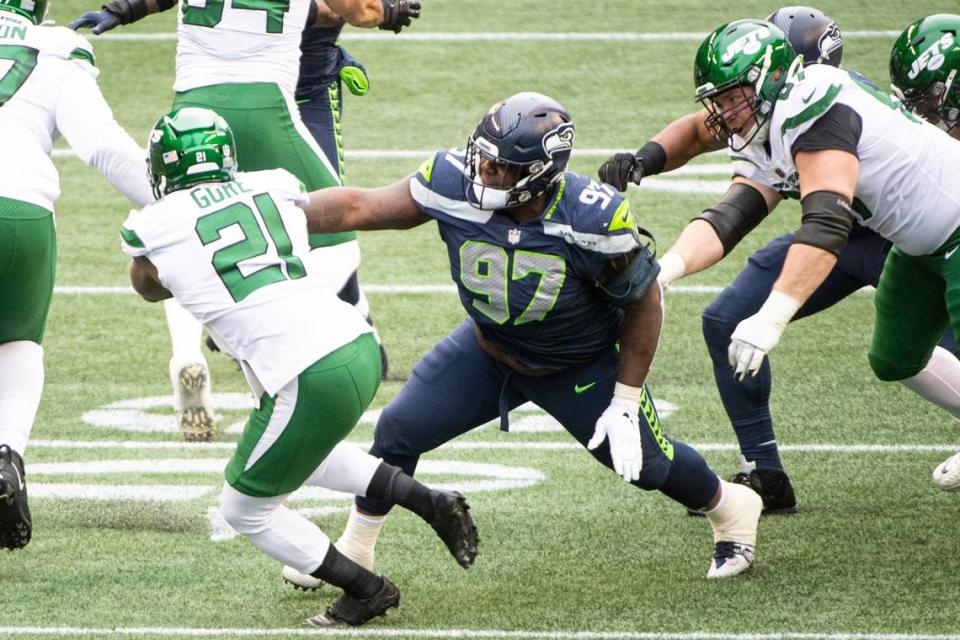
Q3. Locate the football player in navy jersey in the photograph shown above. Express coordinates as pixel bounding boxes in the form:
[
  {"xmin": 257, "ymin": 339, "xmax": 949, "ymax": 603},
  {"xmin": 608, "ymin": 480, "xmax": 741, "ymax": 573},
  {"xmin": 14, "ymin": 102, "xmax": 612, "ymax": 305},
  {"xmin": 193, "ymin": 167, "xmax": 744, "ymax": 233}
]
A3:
[
  {"xmin": 598, "ymin": 7, "xmax": 960, "ymax": 513},
  {"xmin": 288, "ymin": 92, "xmax": 766, "ymax": 585}
]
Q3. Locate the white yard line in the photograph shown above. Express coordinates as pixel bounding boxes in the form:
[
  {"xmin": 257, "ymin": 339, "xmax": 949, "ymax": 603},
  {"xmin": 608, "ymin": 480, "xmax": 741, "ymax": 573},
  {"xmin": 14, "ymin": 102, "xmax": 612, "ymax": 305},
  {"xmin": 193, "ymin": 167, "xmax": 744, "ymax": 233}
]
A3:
[
  {"xmin": 88, "ymin": 30, "xmax": 902, "ymax": 42},
  {"xmin": 50, "ymin": 149, "xmax": 728, "ymax": 161},
  {"xmin": 27, "ymin": 439, "xmax": 958, "ymax": 453},
  {"xmin": 0, "ymin": 626, "xmax": 955, "ymax": 639},
  {"xmin": 56, "ymin": 284, "xmax": 877, "ymax": 296}
]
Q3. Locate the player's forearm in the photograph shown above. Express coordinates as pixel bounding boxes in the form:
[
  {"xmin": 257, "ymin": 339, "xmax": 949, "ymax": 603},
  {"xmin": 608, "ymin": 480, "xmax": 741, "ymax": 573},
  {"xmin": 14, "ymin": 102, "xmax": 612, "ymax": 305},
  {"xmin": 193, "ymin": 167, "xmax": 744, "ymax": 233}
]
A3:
[
  {"xmin": 325, "ymin": 0, "xmax": 383, "ymax": 26},
  {"xmin": 770, "ymin": 243, "xmax": 837, "ymax": 305},
  {"xmin": 129, "ymin": 258, "xmax": 171, "ymax": 302},
  {"xmin": 616, "ymin": 282, "xmax": 663, "ymax": 387},
  {"xmin": 651, "ymin": 109, "xmax": 725, "ymax": 172},
  {"xmin": 663, "ymin": 219, "xmax": 725, "ymax": 277}
]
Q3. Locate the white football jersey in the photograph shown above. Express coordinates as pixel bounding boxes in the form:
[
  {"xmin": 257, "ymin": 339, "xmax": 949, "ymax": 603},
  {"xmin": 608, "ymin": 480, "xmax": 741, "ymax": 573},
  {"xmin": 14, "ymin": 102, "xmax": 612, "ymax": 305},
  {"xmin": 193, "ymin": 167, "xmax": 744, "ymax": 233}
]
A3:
[
  {"xmin": 175, "ymin": 0, "xmax": 311, "ymax": 94},
  {"xmin": 729, "ymin": 141, "xmax": 799, "ymax": 199},
  {"xmin": 0, "ymin": 12, "xmax": 152, "ymax": 211},
  {"xmin": 768, "ymin": 64, "xmax": 960, "ymax": 256},
  {"xmin": 120, "ymin": 169, "xmax": 372, "ymax": 397}
]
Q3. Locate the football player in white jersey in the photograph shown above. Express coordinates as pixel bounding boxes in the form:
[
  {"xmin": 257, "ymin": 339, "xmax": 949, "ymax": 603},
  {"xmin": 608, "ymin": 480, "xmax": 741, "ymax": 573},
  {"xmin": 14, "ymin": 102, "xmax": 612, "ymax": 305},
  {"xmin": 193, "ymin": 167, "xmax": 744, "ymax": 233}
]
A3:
[
  {"xmin": 890, "ymin": 14, "xmax": 960, "ymax": 491},
  {"xmin": 648, "ymin": 19, "xmax": 960, "ymax": 494},
  {"xmin": 598, "ymin": 8, "xmax": 960, "ymax": 508},
  {"xmin": 0, "ymin": 0, "xmax": 153, "ymax": 550},
  {"xmin": 122, "ymin": 107, "xmax": 478, "ymax": 627},
  {"xmin": 73, "ymin": 0, "xmax": 407, "ymax": 441}
]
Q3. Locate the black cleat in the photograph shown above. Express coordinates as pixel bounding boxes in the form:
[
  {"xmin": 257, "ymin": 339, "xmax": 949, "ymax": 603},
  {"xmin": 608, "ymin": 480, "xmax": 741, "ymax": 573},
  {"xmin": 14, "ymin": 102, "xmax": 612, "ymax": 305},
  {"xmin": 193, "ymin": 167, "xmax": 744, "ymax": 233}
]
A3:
[
  {"xmin": 0, "ymin": 445, "xmax": 31, "ymax": 550},
  {"xmin": 730, "ymin": 468, "xmax": 799, "ymax": 515},
  {"xmin": 428, "ymin": 490, "xmax": 479, "ymax": 568},
  {"xmin": 686, "ymin": 468, "xmax": 798, "ymax": 517},
  {"xmin": 204, "ymin": 334, "xmax": 220, "ymax": 353},
  {"xmin": 305, "ymin": 577, "xmax": 400, "ymax": 627}
]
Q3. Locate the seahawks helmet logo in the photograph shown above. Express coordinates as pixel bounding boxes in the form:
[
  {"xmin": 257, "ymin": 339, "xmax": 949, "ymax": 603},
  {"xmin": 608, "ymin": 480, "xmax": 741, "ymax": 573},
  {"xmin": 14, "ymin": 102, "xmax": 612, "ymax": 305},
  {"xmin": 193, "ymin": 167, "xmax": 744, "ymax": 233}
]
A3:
[
  {"xmin": 817, "ymin": 24, "xmax": 842, "ymax": 62},
  {"xmin": 541, "ymin": 123, "xmax": 575, "ymax": 158}
]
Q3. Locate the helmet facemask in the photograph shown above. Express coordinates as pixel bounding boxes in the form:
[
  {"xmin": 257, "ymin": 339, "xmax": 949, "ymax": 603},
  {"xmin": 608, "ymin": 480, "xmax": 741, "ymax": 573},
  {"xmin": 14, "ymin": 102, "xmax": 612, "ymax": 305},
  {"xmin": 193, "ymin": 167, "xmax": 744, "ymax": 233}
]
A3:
[
  {"xmin": 892, "ymin": 68, "xmax": 960, "ymax": 132},
  {"xmin": 464, "ymin": 133, "xmax": 559, "ymax": 211}
]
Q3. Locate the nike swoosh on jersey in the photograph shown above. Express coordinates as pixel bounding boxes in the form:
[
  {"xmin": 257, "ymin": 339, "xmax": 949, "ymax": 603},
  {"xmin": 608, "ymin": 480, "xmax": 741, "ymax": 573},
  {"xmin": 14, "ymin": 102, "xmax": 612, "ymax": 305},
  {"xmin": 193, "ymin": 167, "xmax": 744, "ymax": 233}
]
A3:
[
  {"xmin": 946, "ymin": 246, "xmax": 959, "ymax": 260},
  {"xmin": 574, "ymin": 382, "xmax": 597, "ymax": 394}
]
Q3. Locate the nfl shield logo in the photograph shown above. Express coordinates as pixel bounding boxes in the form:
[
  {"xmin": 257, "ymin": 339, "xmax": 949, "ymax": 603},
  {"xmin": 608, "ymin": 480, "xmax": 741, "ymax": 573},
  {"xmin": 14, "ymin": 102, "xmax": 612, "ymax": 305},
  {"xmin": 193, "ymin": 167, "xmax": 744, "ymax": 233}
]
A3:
[{"xmin": 508, "ymin": 228, "xmax": 522, "ymax": 245}]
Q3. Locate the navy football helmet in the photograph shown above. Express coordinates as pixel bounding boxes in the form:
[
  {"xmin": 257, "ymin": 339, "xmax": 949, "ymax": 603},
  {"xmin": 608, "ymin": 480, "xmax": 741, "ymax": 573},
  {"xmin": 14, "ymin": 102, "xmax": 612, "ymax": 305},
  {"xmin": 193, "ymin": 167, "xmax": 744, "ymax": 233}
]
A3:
[
  {"xmin": 766, "ymin": 6, "xmax": 843, "ymax": 67},
  {"xmin": 464, "ymin": 92, "xmax": 574, "ymax": 210}
]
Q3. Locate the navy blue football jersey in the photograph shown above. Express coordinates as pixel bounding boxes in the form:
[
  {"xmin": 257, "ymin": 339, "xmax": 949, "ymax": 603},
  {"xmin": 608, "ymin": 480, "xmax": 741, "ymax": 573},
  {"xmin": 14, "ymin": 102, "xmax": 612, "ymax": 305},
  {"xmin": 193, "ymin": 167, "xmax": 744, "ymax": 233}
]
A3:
[
  {"xmin": 410, "ymin": 149, "xmax": 650, "ymax": 369},
  {"xmin": 296, "ymin": 23, "xmax": 344, "ymax": 101}
]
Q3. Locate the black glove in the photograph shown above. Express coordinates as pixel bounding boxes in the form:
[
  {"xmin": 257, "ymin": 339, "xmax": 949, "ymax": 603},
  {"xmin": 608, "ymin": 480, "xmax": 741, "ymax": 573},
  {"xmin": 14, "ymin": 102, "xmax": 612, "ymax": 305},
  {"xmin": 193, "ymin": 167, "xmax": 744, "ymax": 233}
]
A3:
[
  {"xmin": 70, "ymin": 0, "xmax": 153, "ymax": 33},
  {"xmin": 598, "ymin": 152, "xmax": 644, "ymax": 192},
  {"xmin": 379, "ymin": 0, "xmax": 421, "ymax": 34}
]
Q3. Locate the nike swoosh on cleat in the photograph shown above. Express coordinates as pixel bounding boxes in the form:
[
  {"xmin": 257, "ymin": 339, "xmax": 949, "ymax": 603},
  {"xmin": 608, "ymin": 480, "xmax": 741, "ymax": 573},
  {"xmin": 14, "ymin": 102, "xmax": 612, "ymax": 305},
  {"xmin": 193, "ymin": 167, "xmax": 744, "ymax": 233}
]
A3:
[{"xmin": 574, "ymin": 382, "xmax": 597, "ymax": 394}]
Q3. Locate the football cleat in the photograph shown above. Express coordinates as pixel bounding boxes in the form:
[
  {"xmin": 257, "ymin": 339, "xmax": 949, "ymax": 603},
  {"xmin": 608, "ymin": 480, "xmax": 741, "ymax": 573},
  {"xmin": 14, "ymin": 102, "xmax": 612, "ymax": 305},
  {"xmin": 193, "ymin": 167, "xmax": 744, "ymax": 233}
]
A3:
[
  {"xmin": 171, "ymin": 361, "xmax": 215, "ymax": 442},
  {"xmin": 932, "ymin": 452, "xmax": 960, "ymax": 491},
  {"xmin": 304, "ymin": 577, "xmax": 399, "ymax": 627},
  {"xmin": 282, "ymin": 565, "xmax": 324, "ymax": 591},
  {"xmin": 729, "ymin": 468, "xmax": 799, "ymax": 514},
  {"xmin": 0, "ymin": 445, "xmax": 31, "ymax": 550},
  {"xmin": 428, "ymin": 490, "xmax": 479, "ymax": 569},
  {"xmin": 705, "ymin": 481, "xmax": 762, "ymax": 579},
  {"xmin": 708, "ymin": 541, "xmax": 755, "ymax": 579}
]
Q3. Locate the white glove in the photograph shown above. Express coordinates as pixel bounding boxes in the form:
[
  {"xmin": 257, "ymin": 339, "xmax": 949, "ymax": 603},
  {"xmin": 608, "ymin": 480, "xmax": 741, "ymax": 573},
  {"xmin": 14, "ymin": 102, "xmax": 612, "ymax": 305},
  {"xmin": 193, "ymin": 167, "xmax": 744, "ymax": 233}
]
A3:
[
  {"xmin": 588, "ymin": 383, "xmax": 644, "ymax": 482},
  {"xmin": 656, "ymin": 252, "xmax": 686, "ymax": 290},
  {"xmin": 728, "ymin": 290, "xmax": 801, "ymax": 380}
]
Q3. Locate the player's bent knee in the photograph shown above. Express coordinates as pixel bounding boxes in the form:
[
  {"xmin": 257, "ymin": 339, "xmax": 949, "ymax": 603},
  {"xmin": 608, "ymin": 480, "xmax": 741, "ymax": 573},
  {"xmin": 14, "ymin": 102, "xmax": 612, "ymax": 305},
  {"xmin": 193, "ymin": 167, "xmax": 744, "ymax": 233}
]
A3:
[
  {"xmin": 868, "ymin": 352, "xmax": 923, "ymax": 382},
  {"xmin": 218, "ymin": 484, "xmax": 277, "ymax": 535}
]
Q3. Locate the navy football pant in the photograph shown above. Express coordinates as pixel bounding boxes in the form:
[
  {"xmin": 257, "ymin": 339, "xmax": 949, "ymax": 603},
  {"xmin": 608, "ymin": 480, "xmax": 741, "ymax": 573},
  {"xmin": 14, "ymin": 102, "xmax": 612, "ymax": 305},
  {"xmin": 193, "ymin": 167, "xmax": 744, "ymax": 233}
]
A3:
[
  {"xmin": 702, "ymin": 230, "xmax": 960, "ymax": 471},
  {"xmin": 355, "ymin": 319, "xmax": 721, "ymax": 515}
]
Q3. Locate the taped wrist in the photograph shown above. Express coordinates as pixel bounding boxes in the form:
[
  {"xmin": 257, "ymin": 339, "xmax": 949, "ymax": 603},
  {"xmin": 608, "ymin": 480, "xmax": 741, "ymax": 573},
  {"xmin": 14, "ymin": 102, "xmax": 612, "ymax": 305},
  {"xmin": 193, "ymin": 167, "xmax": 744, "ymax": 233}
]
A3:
[
  {"xmin": 635, "ymin": 141, "xmax": 667, "ymax": 177},
  {"xmin": 793, "ymin": 190, "xmax": 854, "ymax": 257},
  {"xmin": 693, "ymin": 183, "xmax": 768, "ymax": 256}
]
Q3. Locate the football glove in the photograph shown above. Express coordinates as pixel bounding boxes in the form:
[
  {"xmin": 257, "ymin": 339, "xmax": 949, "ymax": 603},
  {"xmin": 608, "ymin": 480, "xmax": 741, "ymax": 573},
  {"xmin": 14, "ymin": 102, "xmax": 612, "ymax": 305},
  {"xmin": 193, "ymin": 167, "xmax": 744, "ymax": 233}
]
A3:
[
  {"xmin": 728, "ymin": 291, "xmax": 800, "ymax": 380},
  {"xmin": 588, "ymin": 384, "xmax": 644, "ymax": 482},
  {"xmin": 598, "ymin": 152, "xmax": 644, "ymax": 192},
  {"xmin": 70, "ymin": 9, "xmax": 122, "ymax": 34},
  {"xmin": 379, "ymin": 0, "xmax": 421, "ymax": 34},
  {"xmin": 338, "ymin": 48, "xmax": 369, "ymax": 96}
]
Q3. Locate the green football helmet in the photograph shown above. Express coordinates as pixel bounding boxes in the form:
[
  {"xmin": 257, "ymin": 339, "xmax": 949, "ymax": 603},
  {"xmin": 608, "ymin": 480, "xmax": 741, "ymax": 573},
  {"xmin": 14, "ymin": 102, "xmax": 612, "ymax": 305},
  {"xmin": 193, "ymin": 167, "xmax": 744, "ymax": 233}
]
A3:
[
  {"xmin": 889, "ymin": 14, "xmax": 960, "ymax": 133},
  {"xmin": 0, "ymin": 0, "xmax": 49, "ymax": 24},
  {"xmin": 147, "ymin": 108, "xmax": 236, "ymax": 199},
  {"xmin": 694, "ymin": 19, "xmax": 798, "ymax": 149}
]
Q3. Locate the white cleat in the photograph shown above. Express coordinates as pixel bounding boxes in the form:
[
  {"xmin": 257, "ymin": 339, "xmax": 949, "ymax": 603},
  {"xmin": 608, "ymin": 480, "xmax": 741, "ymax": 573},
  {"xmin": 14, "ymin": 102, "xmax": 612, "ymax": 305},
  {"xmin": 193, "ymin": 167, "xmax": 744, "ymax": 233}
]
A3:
[
  {"xmin": 705, "ymin": 481, "xmax": 762, "ymax": 579},
  {"xmin": 282, "ymin": 565, "xmax": 324, "ymax": 591},
  {"xmin": 933, "ymin": 452, "xmax": 960, "ymax": 491},
  {"xmin": 171, "ymin": 360, "xmax": 215, "ymax": 442},
  {"xmin": 708, "ymin": 542, "xmax": 756, "ymax": 578}
]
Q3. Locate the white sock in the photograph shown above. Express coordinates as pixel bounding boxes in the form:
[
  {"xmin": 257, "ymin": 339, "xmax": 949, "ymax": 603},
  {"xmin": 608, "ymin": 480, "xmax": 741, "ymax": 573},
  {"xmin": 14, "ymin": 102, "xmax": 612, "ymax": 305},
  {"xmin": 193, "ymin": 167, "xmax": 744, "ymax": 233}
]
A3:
[
  {"xmin": 704, "ymin": 480, "xmax": 760, "ymax": 546},
  {"xmin": 0, "ymin": 341, "xmax": 44, "ymax": 456},
  {"xmin": 164, "ymin": 298, "xmax": 204, "ymax": 365},
  {"xmin": 900, "ymin": 346, "xmax": 960, "ymax": 420},
  {"xmin": 303, "ymin": 442, "xmax": 382, "ymax": 494},
  {"xmin": 336, "ymin": 504, "xmax": 385, "ymax": 569},
  {"xmin": 219, "ymin": 483, "xmax": 330, "ymax": 574}
]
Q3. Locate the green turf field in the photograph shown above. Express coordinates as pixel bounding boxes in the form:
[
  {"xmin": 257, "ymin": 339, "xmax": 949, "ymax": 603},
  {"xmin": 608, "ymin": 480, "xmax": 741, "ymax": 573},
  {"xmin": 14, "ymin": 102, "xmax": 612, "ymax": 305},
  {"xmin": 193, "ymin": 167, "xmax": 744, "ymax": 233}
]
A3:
[{"xmin": 4, "ymin": 1, "xmax": 960, "ymax": 638}]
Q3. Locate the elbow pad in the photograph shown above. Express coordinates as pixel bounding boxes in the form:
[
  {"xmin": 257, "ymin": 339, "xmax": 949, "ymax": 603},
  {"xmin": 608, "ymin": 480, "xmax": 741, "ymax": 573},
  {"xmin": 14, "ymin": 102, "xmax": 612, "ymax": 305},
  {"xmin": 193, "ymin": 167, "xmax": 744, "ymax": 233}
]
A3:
[
  {"xmin": 596, "ymin": 245, "xmax": 660, "ymax": 307},
  {"xmin": 793, "ymin": 190, "xmax": 854, "ymax": 257},
  {"xmin": 693, "ymin": 183, "xmax": 769, "ymax": 256}
]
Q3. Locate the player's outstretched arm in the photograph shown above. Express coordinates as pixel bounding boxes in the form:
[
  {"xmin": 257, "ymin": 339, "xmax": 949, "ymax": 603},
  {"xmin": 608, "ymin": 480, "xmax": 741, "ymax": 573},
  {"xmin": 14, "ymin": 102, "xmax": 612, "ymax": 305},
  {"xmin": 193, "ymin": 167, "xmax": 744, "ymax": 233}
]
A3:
[
  {"xmin": 324, "ymin": 0, "xmax": 384, "ymax": 27},
  {"xmin": 55, "ymin": 70, "xmax": 154, "ymax": 207},
  {"xmin": 728, "ymin": 149, "xmax": 857, "ymax": 379},
  {"xmin": 129, "ymin": 257, "xmax": 172, "ymax": 302},
  {"xmin": 303, "ymin": 176, "xmax": 430, "ymax": 233},
  {"xmin": 598, "ymin": 109, "xmax": 724, "ymax": 191},
  {"xmin": 657, "ymin": 177, "xmax": 781, "ymax": 289},
  {"xmin": 71, "ymin": 0, "xmax": 175, "ymax": 34}
]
